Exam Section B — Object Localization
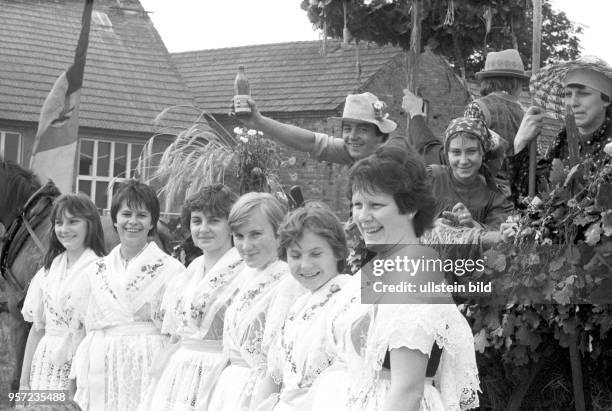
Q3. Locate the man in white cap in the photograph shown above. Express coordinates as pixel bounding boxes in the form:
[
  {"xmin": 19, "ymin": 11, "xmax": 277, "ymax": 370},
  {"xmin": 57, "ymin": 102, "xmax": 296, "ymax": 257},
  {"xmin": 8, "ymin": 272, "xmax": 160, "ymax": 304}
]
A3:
[
  {"xmin": 233, "ymin": 92, "xmax": 399, "ymax": 165},
  {"xmin": 513, "ymin": 57, "xmax": 612, "ymax": 194},
  {"xmin": 404, "ymin": 49, "xmax": 528, "ymax": 203}
]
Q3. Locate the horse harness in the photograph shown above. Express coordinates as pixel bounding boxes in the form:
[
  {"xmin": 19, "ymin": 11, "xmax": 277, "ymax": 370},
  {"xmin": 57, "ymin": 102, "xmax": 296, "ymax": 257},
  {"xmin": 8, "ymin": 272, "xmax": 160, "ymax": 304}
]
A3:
[{"xmin": 0, "ymin": 181, "xmax": 60, "ymax": 302}]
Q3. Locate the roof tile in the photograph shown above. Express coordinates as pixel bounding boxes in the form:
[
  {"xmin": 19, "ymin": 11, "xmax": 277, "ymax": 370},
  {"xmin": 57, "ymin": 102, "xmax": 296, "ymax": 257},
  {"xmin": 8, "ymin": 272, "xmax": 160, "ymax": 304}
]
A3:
[
  {"xmin": 171, "ymin": 40, "xmax": 402, "ymax": 113},
  {"xmin": 0, "ymin": 0, "xmax": 195, "ymax": 134}
]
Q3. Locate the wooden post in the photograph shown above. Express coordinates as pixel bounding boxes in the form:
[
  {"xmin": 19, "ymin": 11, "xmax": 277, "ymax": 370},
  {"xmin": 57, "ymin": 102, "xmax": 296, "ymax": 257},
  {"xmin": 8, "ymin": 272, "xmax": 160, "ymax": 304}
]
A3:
[
  {"xmin": 565, "ymin": 105, "xmax": 580, "ymax": 166},
  {"xmin": 406, "ymin": 0, "xmax": 422, "ymax": 133},
  {"xmin": 569, "ymin": 332, "xmax": 586, "ymax": 411},
  {"xmin": 528, "ymin": 0, "xmax": 542, "ymax": 197}
]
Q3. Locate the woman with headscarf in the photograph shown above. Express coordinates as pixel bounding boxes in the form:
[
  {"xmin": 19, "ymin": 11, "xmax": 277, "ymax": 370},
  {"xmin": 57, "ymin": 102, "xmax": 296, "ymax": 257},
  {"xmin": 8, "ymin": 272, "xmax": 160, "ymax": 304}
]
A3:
[{"xmin": 427, "ymin": 117, "xmax": 515, "ymax": 234}]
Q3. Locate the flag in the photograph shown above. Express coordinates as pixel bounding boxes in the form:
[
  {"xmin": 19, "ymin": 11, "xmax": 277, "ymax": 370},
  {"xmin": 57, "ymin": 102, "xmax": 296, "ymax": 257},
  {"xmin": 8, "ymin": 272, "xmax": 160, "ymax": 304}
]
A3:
[{"xmin": 30, "ymin": 0, "xmax": 94, "ymax": 193}]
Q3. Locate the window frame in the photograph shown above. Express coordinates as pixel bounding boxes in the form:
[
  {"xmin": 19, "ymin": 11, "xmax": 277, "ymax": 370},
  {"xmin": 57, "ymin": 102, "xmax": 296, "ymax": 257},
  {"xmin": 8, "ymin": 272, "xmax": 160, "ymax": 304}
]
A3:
[
  {"xmin": 0, "ymin": 130, "xmax": 22, "ymax": 164},
  {"xmin": 77, "ymin": 138, "xmax": 145, "ymax": 211}
]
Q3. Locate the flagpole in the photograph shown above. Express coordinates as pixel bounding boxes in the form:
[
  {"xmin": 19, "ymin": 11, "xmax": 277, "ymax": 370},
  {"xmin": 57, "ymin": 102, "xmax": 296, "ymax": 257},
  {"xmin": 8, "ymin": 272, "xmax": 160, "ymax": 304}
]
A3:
[{"xmin": 528, "ymin": 0, "xmax": 542, "ymax": 197}]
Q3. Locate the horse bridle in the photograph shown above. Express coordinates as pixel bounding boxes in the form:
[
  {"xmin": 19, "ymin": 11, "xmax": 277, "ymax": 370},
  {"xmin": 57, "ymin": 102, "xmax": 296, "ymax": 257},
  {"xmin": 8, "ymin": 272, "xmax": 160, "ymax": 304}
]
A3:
[{"xmin": 0, "ymin": 182, "xmax": 60, "ymax": 302}]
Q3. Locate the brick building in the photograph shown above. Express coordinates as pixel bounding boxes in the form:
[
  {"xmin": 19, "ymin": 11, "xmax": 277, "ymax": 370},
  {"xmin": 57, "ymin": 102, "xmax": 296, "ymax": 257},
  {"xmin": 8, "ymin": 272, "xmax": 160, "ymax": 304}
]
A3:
[{"xmin": 172, "ymin": 41, "xmax": 471, "ymax": 217}]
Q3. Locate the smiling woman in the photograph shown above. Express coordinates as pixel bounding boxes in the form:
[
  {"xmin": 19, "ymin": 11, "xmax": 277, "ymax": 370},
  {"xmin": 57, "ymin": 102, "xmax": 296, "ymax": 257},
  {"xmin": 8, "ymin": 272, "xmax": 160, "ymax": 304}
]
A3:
[
  {"xmin": 20, "ymin": 194, "xmax": 105, "ymax": 393},
  {"xmin": 249, "ymin": 202, "xmax": 351, "ymax": 410},
  {"xmin": 428, "ymin": 117, "xmax": 514, "ymax": 231},
  {"xmin": 301, "ymin": 145, "xmax": 480, "ymax": 410},
  {"xmin": 70, "ymin": 180, "xmax": 185, "ymax": 411},
  {"xmin": 207, "ymin": 192, "xmax": 305, "ymax": 411},
  {"xmin": 142, "ymin": 184, "xmax": 245, "ymax": 410}
]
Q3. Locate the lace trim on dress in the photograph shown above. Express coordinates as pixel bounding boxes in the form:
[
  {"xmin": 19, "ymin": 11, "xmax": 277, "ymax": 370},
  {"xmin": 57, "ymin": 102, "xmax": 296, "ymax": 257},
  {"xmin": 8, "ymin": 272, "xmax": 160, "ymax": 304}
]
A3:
[{"xmin": 351, "ymin": 304, "xmax": 480, "ymax": 410}]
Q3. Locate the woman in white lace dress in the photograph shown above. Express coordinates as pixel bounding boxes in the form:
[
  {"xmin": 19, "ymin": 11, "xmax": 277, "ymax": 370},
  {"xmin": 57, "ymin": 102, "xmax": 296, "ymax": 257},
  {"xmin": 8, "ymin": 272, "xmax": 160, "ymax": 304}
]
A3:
[
  {"xmin": 20, "ymin": 194, "xmax": 105, "ymax": 392},
  {"xmin": 143, "ymin": 184, "xmax": 244, "ymax": 410},
  {"xmin": 71, "ymin": 181, "xmax": 185, "ymax": 411},
  {"xmin": 207, "ymin": 192, "xmax": 303, "ymax": 411},
  {"xmin": 310, "ymin": 146, "xmax": 480, "ymax": 410},
  {"xmin": 251, "ymin": 202, "xmax": 352, "ymax": 411}
]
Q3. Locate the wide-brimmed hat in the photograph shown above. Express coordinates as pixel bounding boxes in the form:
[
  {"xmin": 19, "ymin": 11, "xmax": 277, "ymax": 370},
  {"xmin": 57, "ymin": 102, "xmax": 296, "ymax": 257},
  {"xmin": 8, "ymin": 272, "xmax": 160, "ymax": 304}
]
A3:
[
  {"xmin": 530, "ymin": 56, "xmax": 612, "ymax": 120},
  {"xmin": 330, "ymin": 92, "xmax": 397, "ymax": 134},
  {"xmin": 475, "ymin": 49, "xmax": 529, "ymax": 81}
]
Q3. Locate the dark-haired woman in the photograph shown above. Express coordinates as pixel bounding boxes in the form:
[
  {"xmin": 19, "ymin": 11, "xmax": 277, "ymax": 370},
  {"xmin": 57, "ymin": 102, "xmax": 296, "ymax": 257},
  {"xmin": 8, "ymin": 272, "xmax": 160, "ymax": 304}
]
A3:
[
  {"xmin": 20, "ymin": 193, "xmax": 105, "ymax": 392},
  {"xmin": 310, "ymin": 147, "xmax": 480, "ymax": 410},
  {"xmin": 71, "ymin": 181, "xmax": 185, "ymax": 411},
  {"xmin": 142, "ymin": 185, "xmax": 244, "ymax": 410}
]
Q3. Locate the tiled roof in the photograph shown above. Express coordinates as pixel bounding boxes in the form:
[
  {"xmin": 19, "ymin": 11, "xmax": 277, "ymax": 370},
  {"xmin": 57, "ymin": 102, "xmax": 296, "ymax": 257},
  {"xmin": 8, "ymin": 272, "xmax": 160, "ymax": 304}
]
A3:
[
  {"xmin": 0, "ymin": 0, "xmax": 194, "ymax": 134},
  {"xmin": 171, "ymin": 40, "xmax": 403, "ymax": 114}
]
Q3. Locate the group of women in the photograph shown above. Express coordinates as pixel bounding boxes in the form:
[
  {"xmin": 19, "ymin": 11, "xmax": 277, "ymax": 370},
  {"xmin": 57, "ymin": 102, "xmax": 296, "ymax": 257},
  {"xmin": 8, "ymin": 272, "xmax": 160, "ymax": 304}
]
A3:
[{"xmin": 18, "ymin": 141, "xmax": 479, "ymax": 411}]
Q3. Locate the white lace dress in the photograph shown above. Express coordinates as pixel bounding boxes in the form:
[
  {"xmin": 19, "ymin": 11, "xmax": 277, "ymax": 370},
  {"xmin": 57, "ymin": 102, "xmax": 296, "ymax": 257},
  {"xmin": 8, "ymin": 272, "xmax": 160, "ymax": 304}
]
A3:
[
  {"xmin": 207, "ymin": 260, "xmax": 304, "ymax": 411},
  {"xmin": 263, "ymin": 274, "xmax": 352, "ymax": 411},
  {"xmin": 21, "ymin": 249, "xmax": 99, "ymax": 390},
  {"xmin": 310, "ymin": 271, "xmax": 481, "ymax": 411},
  {"xmin": 71, "ymin": 242, "xmax": 185, "ymax": 411},
  {"xmin": 142, "ymin": 248, "xmax": 244, "ymax": 411}
]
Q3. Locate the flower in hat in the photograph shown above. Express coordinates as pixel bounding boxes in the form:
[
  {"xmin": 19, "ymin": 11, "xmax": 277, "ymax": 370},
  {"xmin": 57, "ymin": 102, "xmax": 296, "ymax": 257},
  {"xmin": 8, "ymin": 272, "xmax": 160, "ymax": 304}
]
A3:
[
  {"xmin": 330, "ymin": 92, "xmax": 397, "ymax": 134},
  {"xmin": 604, "ymin": 141, "xmax": 612, "ymax": 156},
  {"xmin": 372, "ymin": 101, "xmax": 389, "ymax": 121}
]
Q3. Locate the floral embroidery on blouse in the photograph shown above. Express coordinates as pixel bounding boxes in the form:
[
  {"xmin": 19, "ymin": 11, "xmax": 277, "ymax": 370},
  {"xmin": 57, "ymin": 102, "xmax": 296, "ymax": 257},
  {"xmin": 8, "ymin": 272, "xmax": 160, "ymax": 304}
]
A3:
[
  {"xmin": 244, "ymin": 327, "xmax": 264, "ymax": 356},
  {"xmin": 125, "ymin": 259, "xmax": 164, "ymax": 291},
  {"xmin": 94, "ymin": 261, "xmax": 118, "ymax": 300},
  {"xmin": 174, "ymin": 259, "xmax": 243, "ymax": 327},
  {"xmin": 280, "ymin": 282, "xmax": 342, "ymax": 388},
  {"xmin": 42, "ymin": 290, "xmax": 73, "ymax": 328},
  {"xmin": 235, "ymin": 270, "xmax": 284, "ymax": 314}
]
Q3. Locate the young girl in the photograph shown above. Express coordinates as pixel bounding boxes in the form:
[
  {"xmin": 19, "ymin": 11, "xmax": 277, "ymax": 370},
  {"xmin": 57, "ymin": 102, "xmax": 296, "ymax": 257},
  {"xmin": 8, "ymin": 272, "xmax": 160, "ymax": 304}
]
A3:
[
  {"xmin": 429, "ymin": 117, "xmax": 514, "ymax": 230},
  {"xmin": 71, "ymin": 180, "xmax": 185, "ymax": 411},
  {"xmin": 20, "ymin": 193, "xmax": 105, "ymax": 391},
  {"xmin": 143, "ymin": 184, "xmax": 244, "ymax": 410},
  {"xmin": 207, "ymin": 192, "xmax": 304, "ymax": 411},
  {"xmin": 252, "ymin": 202, "xmax": 352, "ymax": 411}
]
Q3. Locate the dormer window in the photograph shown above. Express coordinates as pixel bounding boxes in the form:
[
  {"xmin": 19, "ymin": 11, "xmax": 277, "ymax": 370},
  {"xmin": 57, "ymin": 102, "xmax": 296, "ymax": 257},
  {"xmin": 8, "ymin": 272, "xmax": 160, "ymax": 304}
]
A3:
[{"xmin": 92, "ymin": 11, "xmax": 112, "ymax": 28}]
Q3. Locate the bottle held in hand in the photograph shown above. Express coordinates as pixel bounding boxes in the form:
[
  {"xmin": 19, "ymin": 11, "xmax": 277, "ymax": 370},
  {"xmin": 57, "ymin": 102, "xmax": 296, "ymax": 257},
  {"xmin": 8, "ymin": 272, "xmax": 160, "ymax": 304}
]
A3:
[{"xmin": 233, "ymin": 65, "xmax": 251, "ymax": 114}]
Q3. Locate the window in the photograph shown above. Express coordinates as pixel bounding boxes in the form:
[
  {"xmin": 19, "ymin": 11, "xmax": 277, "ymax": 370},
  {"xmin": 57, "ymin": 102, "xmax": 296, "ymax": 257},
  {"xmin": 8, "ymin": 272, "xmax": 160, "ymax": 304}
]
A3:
[
  {"xmin": 77, "ymin": 139, "xmax": 144, "ymax": 210},
  {"xmin": 92, "ymin": 11, "xmax": 113, "ymax": 28},
  {"xmin": 0, "ymin": 131, "xmax": 22, "ymax": 163}
]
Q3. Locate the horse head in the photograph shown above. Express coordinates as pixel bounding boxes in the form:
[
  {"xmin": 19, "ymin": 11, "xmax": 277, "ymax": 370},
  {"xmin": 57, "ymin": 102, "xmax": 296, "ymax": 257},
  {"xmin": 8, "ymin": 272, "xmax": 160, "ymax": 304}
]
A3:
[{"xmin": 0, "ymin": 157, "xmax": 42, "ymax": 228}]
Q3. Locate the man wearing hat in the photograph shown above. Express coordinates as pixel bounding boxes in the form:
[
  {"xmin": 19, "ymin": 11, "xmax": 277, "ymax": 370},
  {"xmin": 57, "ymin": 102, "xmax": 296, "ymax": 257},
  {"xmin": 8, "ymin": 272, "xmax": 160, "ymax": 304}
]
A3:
[
  {"xmin": 232, "ymin": 92, "xmax": 399, "ymax": 165},
  {"xmin": 513, "ymin": 56, "xmax": 612, "ymax": 195},
  {"xmin": 405, "ymin": 49, "xmax": 528, "ymax": 204}
]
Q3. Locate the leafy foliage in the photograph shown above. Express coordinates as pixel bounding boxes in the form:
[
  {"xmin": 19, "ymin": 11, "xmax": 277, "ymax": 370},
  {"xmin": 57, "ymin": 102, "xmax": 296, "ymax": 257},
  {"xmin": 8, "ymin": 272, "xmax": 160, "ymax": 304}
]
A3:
[
  {"xmin": 464, "ymin": 149, "xmax": 612, "ymax": 406},
  {"xmin": 301, "ymin": 0, "xmax": 583, "ymax": 77}
]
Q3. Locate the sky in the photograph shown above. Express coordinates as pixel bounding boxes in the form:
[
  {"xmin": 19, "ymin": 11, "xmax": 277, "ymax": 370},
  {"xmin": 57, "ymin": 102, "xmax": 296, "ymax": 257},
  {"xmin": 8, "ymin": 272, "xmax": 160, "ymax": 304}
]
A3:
[{"xmin": 139, "ymin": 0, "xmax": 612, "ymax": 63}]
